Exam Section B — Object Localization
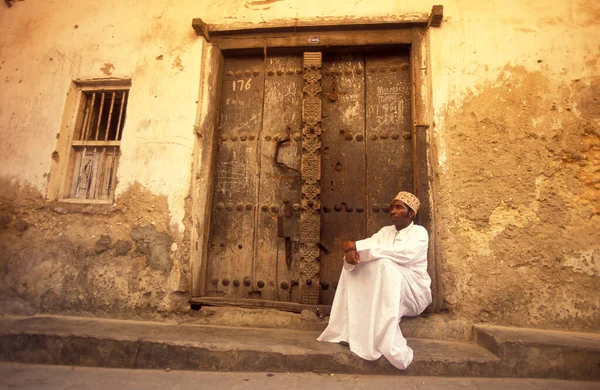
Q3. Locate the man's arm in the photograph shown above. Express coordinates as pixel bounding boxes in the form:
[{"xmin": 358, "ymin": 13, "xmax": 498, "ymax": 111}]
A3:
[
  {"xmin": 356, "ymin": 226, "xmax": 428, "ymax": 266},
  {"xmin": 342, "ymin": 226, "xmax": 387, "ymax": 254},
  {"xmin": 341, "ymin": 228, "xmax": 389, "ymax": 271}
]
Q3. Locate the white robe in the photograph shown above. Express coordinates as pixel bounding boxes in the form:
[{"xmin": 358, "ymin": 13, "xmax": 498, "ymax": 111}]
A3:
[{"xmin": 317, "ymin": 222, "xmax": 431, "ymax": 370}]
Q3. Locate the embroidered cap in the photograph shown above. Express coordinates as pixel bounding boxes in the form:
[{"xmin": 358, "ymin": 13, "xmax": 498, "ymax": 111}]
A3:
[{"xmin": 393, "ymin": 191, "xmax": 420, "ymax": 214}]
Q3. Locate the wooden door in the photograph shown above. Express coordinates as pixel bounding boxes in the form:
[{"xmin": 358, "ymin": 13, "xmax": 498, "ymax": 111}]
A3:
[
  {"xmin": 206, "ymin": 54, "xmax": 304, "ymax": 302},
  {"xmin": 207, "ymin": 50, "xmax": 414, "ymax": 306},
  {"xmin": 255, "ymin": 56, "xmax": 304, "ymax": 302},
  {"xmin": 320, "ymin": 51, "xmax": 414, "ymax": 305},
  {"xmin": 207, "ymin": 56, "xmax": 264, "ymax": 299}
]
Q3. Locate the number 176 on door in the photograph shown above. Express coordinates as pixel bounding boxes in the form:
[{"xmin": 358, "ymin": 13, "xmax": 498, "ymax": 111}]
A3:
[{"xmin": 232, "ymin": 79, "xmax": 252, "ymax": 91}]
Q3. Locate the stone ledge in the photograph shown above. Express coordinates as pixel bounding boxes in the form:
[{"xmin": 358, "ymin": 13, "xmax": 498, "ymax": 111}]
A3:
[
  {"xmin": 474, "ymin": 324, "xmax": 600, "ymax": 380},
  {"xmin": 0, "ymin": 315, "xmax": 495, "ymax": 376},
  {"xmin": 3, "ymin": 315, "xmax": 598, "ymax": 379}
]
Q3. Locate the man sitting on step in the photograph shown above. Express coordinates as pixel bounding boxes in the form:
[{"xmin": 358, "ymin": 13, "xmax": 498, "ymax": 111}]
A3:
[{"xmin": 317, "ymin": 191, "xmax": 431, "ymax": 370}]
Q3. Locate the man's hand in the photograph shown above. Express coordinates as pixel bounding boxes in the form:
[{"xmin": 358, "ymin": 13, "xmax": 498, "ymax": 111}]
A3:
[
  {"xmin": 344, "ymin": 250, "xmax": 360, "ymax": 265},
  {"xmin": 342, "ymin": 240, "xmax": 356, "ymax": 252}
]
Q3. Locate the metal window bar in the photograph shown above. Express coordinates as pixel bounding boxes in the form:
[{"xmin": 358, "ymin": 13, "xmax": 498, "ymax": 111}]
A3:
[
  {"xmin": 105, "ymin": 92, "xmax": 116, "ymax": 141},
  {"xmin": 99, "ymin": 92, "xmax": 117, "ymax": 197},
  {"xmin": 79, "ymin": 94, "xmax": 93, "ymax": 141},
  {"xmin": 116, "ymin": 91, "xmax": 127, "ymax": 141},
  {"xmin": 82, "ymin": 92, "xmax": 96, "ymax": 141},
  {"xmin": 94, "ymin": 92, "xmax": 105, "ymax": 141},
  {"xmin": 94, "ymin": 92, "xmax": 112, "ymax": 198}
]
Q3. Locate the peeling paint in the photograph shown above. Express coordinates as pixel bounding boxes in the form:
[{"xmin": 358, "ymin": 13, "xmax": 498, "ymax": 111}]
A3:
[
  {"xmin": 436, "ymin": 63, "xmax": 600, "ymax": 331},
  {"xmin": 100, "ymin": 62, "xmax": 115, "ymax": 76},
  {"xmin": 0, "ymin": 179, "xmax": 192, "ymax": 319},
  {"xmin": 172, "ymin": 56, "xmax": 184, "ymax": 73}
]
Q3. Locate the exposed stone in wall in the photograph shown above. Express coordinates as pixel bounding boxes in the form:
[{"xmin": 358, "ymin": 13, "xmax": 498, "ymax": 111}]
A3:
[
  {"xmin": 95, "ymin": 234, "xmax": 112, "ymax": 255},
  {"xmin": 114, "ymin": 240, "xmax": 133, "ymax": 256},
  {"xmin": 436, "ymin": 65, "xmax": 600, "ymax": 331},
  {"xmin": 131, "ymin": 225, "xmax": 174, "ymax": 272},
  {"xmin": 0, "ymin": 179, "xmax": 192, "ymax": 320}
]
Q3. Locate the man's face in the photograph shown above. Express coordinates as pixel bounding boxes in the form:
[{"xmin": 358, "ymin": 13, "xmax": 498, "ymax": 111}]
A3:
[{"xmin": 390, "ymin": 200, "xmax": 413, "ymax": 226}]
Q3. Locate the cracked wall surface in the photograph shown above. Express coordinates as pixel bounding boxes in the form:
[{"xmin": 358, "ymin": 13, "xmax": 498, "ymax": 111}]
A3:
[
  {"xmin": 435, "ymin": 67, "xmax": 599, "ymax": 330},
  {"xmin": 429, "ymin": 0, "xmax": 600, "ymax": 331},
  {"xmin": 0, "ymin": 0, "xmax": 598, "ymax": 331},
  {"xmin": 0, "ymin": 180, "xmax": 191, "ymax": 319}
]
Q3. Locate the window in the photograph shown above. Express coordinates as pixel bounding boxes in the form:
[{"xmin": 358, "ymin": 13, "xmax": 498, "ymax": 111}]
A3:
[{"xmin": 63, "ymin": 83, "xmax": 129, "ymax": 201}]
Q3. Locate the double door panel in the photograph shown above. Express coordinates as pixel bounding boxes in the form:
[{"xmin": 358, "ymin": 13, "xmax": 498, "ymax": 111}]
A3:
[
  {"xmin": 207, "ymin": 51, "xmax": 413, "ymax": 305},
  {"xmin": 320, "ymin": 53, "xmax": 413, "ymax": 305},
  {"xmin": 207, "ymin": 55, "xmax": 303, "ymax": 302}
]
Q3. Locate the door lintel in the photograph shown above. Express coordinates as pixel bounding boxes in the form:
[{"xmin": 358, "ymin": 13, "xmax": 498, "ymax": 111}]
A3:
[{"xmin": 191, "ymin": 6, "xmax": 443, "ymax": 51}]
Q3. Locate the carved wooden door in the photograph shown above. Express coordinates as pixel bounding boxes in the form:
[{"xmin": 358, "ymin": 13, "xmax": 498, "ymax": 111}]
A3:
[
  {"xmin": 207, "ymin": 50, "xmax": 414, "ymax": 306},
  {"xmin": 207, "ymin": 54, "xmax": 305, "ymax": 302},
  {"xmin": 319, "ymin": 51, "xmax": 414, "ymax": 305}
]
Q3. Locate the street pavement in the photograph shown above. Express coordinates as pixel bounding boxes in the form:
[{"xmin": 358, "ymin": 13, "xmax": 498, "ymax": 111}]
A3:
[{"xmin": 0, "ymin": 363, "xmax": 598, "ymax": 390}]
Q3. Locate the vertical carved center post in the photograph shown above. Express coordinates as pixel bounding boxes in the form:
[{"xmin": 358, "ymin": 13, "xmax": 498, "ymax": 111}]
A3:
[{"xmin": 299, "ymin": 52, "xmax": 323, "ymax": 304}]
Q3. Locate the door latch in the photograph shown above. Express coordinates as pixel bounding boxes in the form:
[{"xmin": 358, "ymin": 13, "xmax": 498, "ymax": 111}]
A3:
[
  {"xmin": 277, "ymin": 200, "xmax": 299, "ymax": 269},
  {"xmin": 273, "ymin": 126, "xmax": 299, "ymax": 173}
]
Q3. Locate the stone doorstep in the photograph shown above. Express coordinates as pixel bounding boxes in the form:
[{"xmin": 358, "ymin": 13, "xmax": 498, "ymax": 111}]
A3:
[
  {"xmin": 181, "ymin": 306, "xmax": 475, "ymax": 342},
  {"xmin": 0, "ymin": 315, "xmax": 597, "ymax": 380}
]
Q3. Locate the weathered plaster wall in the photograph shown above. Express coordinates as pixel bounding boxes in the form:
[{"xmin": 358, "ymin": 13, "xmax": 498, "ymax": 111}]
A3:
[
  {"xmin": 429, "ymin": 1, "xmax": 600, "ymax": 330},
  {"xmin": 0, "ymin": 0, "xmax": 598, "ymax": 330},
  {"xmin": 0, "ymin": 0, "xmax": 204, "ymax": 319},
  {"xmin": 0, "ymin": 0, "xmax": 204, "ymax": 233},
  {"xmin": 0, "ymin": 180, "xmax": 192, "ymax": 318}
]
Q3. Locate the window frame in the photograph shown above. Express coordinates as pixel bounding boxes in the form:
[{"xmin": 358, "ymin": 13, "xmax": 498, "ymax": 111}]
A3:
[{"xmin": 50, "ymin": 79, "xmax": 131, "ymax": 205}]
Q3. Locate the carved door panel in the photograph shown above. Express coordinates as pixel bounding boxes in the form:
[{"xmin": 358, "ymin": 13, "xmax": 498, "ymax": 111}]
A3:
[
  {"xmin": 320, "ymin": 51, "xmax": 414, "ymax": 305},
  {"xmin": 254, "ymin": 55, "xmax": 304, "ymax": 302},
  {"xmin": 320, "ymin": 55, "xmax": 367, "ymax": 305},
  {"xmin": 207, "ymin": 55, "xmax": 305, "ymax": 302},
  {"xmin": 364, "ymin": 53, "xmax": 413, "ymax": 236},
  {"xmin": 207, "ymin": 56, "xmax": 265, "ymax": 298}
]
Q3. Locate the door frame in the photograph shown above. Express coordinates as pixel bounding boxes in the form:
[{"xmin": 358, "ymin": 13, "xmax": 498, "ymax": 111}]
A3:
[{"xmin": 189, "ymin": 6, "xmax": 444, "ymax": 312}]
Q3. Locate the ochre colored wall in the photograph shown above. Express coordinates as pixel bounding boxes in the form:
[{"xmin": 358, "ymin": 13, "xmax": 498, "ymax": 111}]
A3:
[
  {"xmin": 0, "ymin": 0, "xmax": 598, "ymax": 330},
  {"xmin": 428, "ymin": 1, "xmax": 599, "ymax": 331},
  {"xmin": 0, "ymin": 0, "xmax": 205, "ymax": 318}
]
